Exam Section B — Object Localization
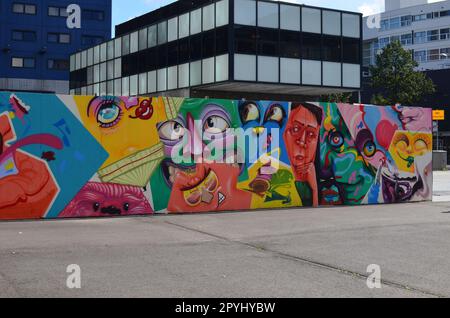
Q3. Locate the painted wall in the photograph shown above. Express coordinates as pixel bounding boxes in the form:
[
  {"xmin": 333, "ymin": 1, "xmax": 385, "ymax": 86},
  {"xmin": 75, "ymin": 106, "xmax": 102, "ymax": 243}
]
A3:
[{"xmin": 0, "ymin": 93, "xmax": 433, "ymax": 220}]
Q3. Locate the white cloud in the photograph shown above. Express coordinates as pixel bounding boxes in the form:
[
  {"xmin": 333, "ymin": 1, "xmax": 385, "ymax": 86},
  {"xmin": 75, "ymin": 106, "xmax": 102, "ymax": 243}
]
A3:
[{"xmin": 358, "ymin": 0, "xmax": 384, "ymax": 16}]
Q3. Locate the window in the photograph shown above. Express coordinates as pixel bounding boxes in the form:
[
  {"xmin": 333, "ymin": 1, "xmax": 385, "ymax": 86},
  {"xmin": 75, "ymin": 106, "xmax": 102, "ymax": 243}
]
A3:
[
  {"xmin": 48, "ymin": 6, "xmax": 68, "ymax": 17},
  {"xmin": 81, "ymin": 35, "xmax": 103, "ymax": 46},
  {"xmin": 178, "ymin": 38, "xmax": 190, "ymax": 64},
  {"xmin": 107, "ymin": 41, "xmax": 114, "ymax": 60},
  {"xmin": 235, "ymin": 0, "xmax": 256, "ymax": 26},
  {"xmin": 48, "ymin": 59, "xmax": 69, "ymax": 70},
  {"xmin": 413, "ymin": 14, "xmax": 426, "ymax": 22},
  {"xmin": 343, "ymin": 38, "xmax": 360, "ymax": 64},
  {"xmin": 203, "ymin": 3, "xmax": 215, "ymax": 31},
  {"xmin": 258, "ymin": 28, "xmax": 278, "ymax": 56},
  {"xmin": 428, "ymin": 49, "xmax": 440, "ymax": 61},
  {"xmin": 414, "ymin": 50, "xmax": 427, "ymax": 63},
  {"xmin": 158, "ymin": 21, "xmax": 167, "ymax": 44},
  {"xmin": 322, "ymin": 36, "xmax": 341, "ymax": 62},
  {"xmin": 148, "ymin": 25, "xmax": 157, "ymax": 48},
  {"xmin": 258, "ymin": 1, "xmax": 278, "ymax": 29},
  {"xmin": 280, "ymin": 4, "xmax": 300, "ymax": 31},
  {"xmin": 258, "ymin": 56, "xmax": 278, "ymax": 83},
  {"xmin": 216, "ymin": 0, "xmax": 229, "ymax": 27},
  {"xmin": 401, "ymin": 33, "xmax": 413, "ymax": 45},
  {"xmin": 13, "ymin": 3, "xmax": 36, "ymax": 15},
  {"xmin": 179, "ymin": 13, "xmax": 190, "ymax": 39},
  {"xmin": 48, "ymin": 33, "xmax": 70, "ymax": 44},
  {"xmin": 234, "ymin": 26, "xmax": 257, "ymax": 55},
  {"xmin": 342, "ymin": 13, "xmax": 360, "ymax": 38},
  {"xmin": 83, "ymin": 9, "xmax": 104, "ymax": 21},
  {"xmin": 11, "ymin": 30, "xmax": 36, "ymax": 41},
  {"xmin": 323, "ymin": 10, "xmax": 341, "ymax": 36},
  {"xmin": 168, "ymin": 17, "xmax": 178, "ymax": 42},
  {"xmin": 441, "ymin": 48, "xmax": 450, "ymax": 59},
  {"xmin": 190, "ymin": 34, "xmax": 202, "ymax": 60},
  {"xmin": 441, "ymin": 10, "xmax": 450, "ymax": 17},
  {"xmin": 441, "ymin": 28, "xmax": 450, "ymax": 41},
  {"xmin": 122, "ymin": 34, "xmax": 130, "ymax": 55},
  {"xmin": 191, "ymin": 8, "xmax": 202, "ymax": 35},
  {"xmin": 302, "ymin": 7, "xmax": 321, "ymax": 33},
  {"xmin": 389, "ymin": 17, "xmax": 400, "ymax": 29},
  {"xmin": 378, "ymin": 36, "xmax": 390, "ymax": 48},
  {"xmin": 11, "ymin": 57, "xmax": 35, "ymax": 68},
  {"xmin": 427, "ymin": 30, "xmax": 439, "ymax": 41},
  {"xmin": 130, "ymin": 31, "xmax": 139, "ymax": 53},
  {"xmin": 203, "ymin": 30, "xmax": 215, "ymax": 58},
  {"xmin": 302, "ymin": 33, "xmax": 321, "ymax": 60},
  {"xmin": 234, "ymin": 54, "xmax": 256, "ymax": 81},
  {"xmin": 414, "ymin": 31, "xmax": 426, "ymax": 44},
  {"xmin": 401, "ymin": 15, "xmax": 412, "ymax": 27},
  {"xmin": 279, "ymin": 30, "xmax": 300, "ymax": 58},
  {"xmin": 216, "ymin": 26, "xmax": 229, "ymax": 55}
]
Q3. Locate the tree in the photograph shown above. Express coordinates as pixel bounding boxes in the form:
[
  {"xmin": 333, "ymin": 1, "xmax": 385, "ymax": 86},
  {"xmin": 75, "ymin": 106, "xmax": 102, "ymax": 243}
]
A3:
[
  {"xmin": 369, "ymin": 40, "xmax": 435, "ymax": 106},
  {"xmin": 320, "ymin": 92, "xmax": 353, "ymax": 103}
]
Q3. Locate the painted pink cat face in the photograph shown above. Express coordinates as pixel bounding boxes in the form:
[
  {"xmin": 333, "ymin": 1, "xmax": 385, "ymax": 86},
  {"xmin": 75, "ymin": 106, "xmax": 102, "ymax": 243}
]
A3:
[{"xmin": 60, "ymin": 182, "xmax": 153, "ymax": 218}]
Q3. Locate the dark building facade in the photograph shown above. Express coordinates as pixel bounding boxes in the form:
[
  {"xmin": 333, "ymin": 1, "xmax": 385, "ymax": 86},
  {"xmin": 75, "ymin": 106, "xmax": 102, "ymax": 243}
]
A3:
[
  {"xmin": 0, "ymin": 0, "xmax": 112, "ymax": 94},
  {"xmin": 69, "ymin": 0, "xmax": 362, "ymax": 100}
]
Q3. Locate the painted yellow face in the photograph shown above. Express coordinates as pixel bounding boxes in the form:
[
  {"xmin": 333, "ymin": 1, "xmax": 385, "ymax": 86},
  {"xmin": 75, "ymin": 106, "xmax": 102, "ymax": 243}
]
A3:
[
  {"xmin": 389, "ymin": 131, "xmax": 432, "ymax": 173},
  {"xmin": 74, "ymin": 96, "xmax": 168, "ymax": 169}
]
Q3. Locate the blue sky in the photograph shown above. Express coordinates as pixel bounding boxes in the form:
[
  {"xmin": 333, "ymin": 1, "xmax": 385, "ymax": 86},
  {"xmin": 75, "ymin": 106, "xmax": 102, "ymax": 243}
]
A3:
[{"xmin": 112, "ymin": 0, "xmax": 385, "ymax": 33}]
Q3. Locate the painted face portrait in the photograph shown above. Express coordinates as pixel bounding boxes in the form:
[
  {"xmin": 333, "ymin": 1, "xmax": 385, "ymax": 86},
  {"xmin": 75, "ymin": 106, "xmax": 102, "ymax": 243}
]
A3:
[
  {"xmin": 319, "ymin": 103, "xmax": 374, "ymax": 205},
  {"xmin": 60, "ymin": 182, "xmax": 153, "ymax": 218},
  {"xmin": 151, "ymin": 99, "xmax": 252, "ymax": 213},
  {"xmin": 0, "ymin": 114, "xmax": 63, "ymax": 220},
  {"xmin": 284, "ymin": 104, "xmax": 321, "ymax": 182},
  {"xmin": 239, "ymin": 101, "xmax": 290, "ymax": 167},
  {"xmin": 390, "ymin": 131, "xmax": 432, "ymax": 173},
  {"xmin": 74, "ymin": 96, "xmax": 174, "ymax": 187}
]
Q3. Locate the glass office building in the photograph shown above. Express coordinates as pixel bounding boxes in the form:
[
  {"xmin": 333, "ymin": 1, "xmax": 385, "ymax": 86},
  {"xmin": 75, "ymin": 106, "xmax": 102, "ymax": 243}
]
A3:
[{"xmin": 69, "ymin": 0, "xmax": 362, "ymax": 98}]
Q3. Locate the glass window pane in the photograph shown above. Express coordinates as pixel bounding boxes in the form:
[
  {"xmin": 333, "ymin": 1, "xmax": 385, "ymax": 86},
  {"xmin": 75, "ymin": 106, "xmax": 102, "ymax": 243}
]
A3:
[
  {"xmin": 107, "ymin": 80, "xmax": 114, "ymax": 95},
  {"xmin": 235, "ymin": 0, "xmax": 256, "ymax": 26},
  {"xmin": 122, "ymin": 34, "xmax": 130, "ymax": 55},
  {"xmin": 203, "ymin": 4, "xmax": 215, "ymax": 31},
  {"xmin": 107, "ymin": 40, "xmax": 114, "ymax": 60},
  {"xmin": 94, "ymin": 45, "xmax": 100, "ymax": 64},
  {"xmin": 258, "ymin": 56, "xmax": 278, "ymax": 83},
  {"xmin": 94, "ymin": 83, "xmax": 100, "ymax": 96},
  {"xmin": 302, "ymin": 60, "xmax": 321, "ymax": 85},
  {"xmin": 280, "ymin": 58, "xmax": 300, "ymax": 84},
  {"xmin": 139, "ymin": 28, "xmax": 148, "ymax": 50},
  {"xmin": 130, "ymin": 31, "xmax": 139, "ymax": 53},
  {"xmin": 178, "ymin": 63, "xmax": 190, "ymax": 88},
  {"xmin": 94, "ymin": 64, "xmax": 100, "ymax": 83},
  {"xmin": 157, "ymin": 68, "xmax": 167, "ymax": 91},
  {"xmin": 216, "ymin": 0, "xmax": 229, "ymax": 27},
  {"xmin": 168, "ymin": 66, "xmax": 178, "ymax": 90},
  {"xmin": 130, "ymin": 75, "xmax": 138, "ymax": 96},
  {"xmin": 114, "ymin": 38, "xmax": 122, "ymax": 57},
  {"xmin": 100, "ymin": 43, "xmax": 107, "ymax": 62},
  {"xmin": 114, "ymin": 58, "xmax": 121, "ymax": 78},
  {"xmin": 148, "ymin": 71, "xmax": 157, "ymax": 93},
  {"xmin": 323, "ymin": 10, "xmax": 341, "ymax": 36},
  {"xmin": 114, "ymin": 79, "xmax": 122, "ymax": 96},
  {"xmin": 215, "ymin": 54, "xmax": 228, "ymax": 82},
  {"xmin": 234, "ymin": 0, "xmax": 256, "ymax": 25},
  {"xmin": 75, "ymin": 53, "xmax": 81, "ymax": 70},
  {"xmin": 202, "ymin": 57, "xmax": 215, "ymax": 84},
  {"xmin": 168, "ymin": 17, "xmax": 178, "ymax": 42},
  {"xmin": 87, "ymin": 48, "xmax": 94, "ymax": 66},
  {"xmin": 100, "ymin": 82, "xmax": 107, "ymax": 95},
  {"xmin": 258, "ymin": 1, "xmax": 278, "ymax": 28},
  {"xmin": 322, "ymin": 61, "xmax": 341, "ymax": 87},
  {"xmin": 107, "ymin": 60, "xmax": 114, "ymax": 80},
  {"xmin": 234, "ymin": 54, "xmax": 256, "ymax": 81},
  {"xmin": 158, "ymin": 21, "xmax": 167, "ymax": 44},
  {"xmin": 280, "ymin": 4, "xmax": 300, "ymax": 31},
  {"xmin": 139, "ymin": 72, "xmax": 147, "ymax": 94},
  {"xmin": 70, "ymin": 55, "xmax": 75, "ymax": 71},
  {"xmin": 122, "ymin": 77, "xmax": 129, "ymax": 95},
  {"xmin": 100, "ymin": 62, "xmax": 107, "ymax": 82},
  {"xmin": 190, "ymin": 60, "xmax": 202, "ymax": 86},
  {"xmin": 302, "ymin": 7, "xmax": 321, "ymax": 33},
  {"xmin": 343, "ymin": 13, "xmax": 360, "ymax": 38},
  {"xmin": 81, "ymin": 51, "xmax": 87, "ymax": 68},
  {"xmin": 191, "ymin": 8, "xmax": 202, "ymax": 35},
  {"xmin": 343, "ymin": 63, "xmax": 360, "ymax": 88},
  {"xmin": 148, "ymin": 25, "xmax": 157, "ymax": 47},
  {"xmin": 179, "ymin": 13, "xmax": 190, "ymax": 39}
]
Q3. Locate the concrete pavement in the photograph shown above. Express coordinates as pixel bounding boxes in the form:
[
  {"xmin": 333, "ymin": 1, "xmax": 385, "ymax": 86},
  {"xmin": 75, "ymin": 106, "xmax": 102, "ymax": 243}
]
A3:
[{"xmin": 1, "ymin": 172, "xmax": 450, "ymax": 298}]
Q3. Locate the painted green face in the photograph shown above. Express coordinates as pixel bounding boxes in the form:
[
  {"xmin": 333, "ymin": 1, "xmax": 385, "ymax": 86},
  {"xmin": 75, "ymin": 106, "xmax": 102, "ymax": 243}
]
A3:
[
  {"xmin": 150, "ymin": 98, "xmax": 242, "ymax": 211},
  {"xmin": 319, "ymin": 103, "xmax": 374, "ymax": 205}
]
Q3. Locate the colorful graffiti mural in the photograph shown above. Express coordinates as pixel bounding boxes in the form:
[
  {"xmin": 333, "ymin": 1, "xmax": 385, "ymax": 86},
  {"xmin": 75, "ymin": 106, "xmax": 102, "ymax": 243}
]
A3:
[{"xmin": 0, "ymin": 92, "xmax": 433, "ymax": 220}]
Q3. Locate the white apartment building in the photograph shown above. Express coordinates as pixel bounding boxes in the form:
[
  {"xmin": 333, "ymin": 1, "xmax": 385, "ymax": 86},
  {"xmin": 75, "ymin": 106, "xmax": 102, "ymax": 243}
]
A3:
[{"xmin": 363, "ymin": 0, "xmax": 450, "ymax": 72}]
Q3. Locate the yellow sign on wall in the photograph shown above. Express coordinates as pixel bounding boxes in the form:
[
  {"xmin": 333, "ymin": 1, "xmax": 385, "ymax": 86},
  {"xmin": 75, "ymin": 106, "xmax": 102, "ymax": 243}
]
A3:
[{"xmin": 433, "ymin": 110, "xmax": 445, "ymax": 121}]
